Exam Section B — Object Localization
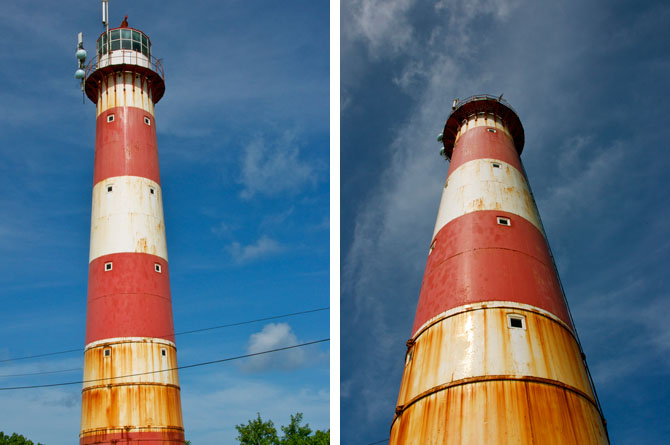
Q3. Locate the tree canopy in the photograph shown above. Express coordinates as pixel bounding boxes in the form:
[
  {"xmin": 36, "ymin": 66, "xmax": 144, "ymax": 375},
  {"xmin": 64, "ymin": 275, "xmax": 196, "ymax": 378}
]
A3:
[
  {"xmin": 235, "ymin": 413, "xmax": 329, "ymax": 445},
  {"xmin": 0, "ymin": 432, "xmax": 44, "ymax": 445}
]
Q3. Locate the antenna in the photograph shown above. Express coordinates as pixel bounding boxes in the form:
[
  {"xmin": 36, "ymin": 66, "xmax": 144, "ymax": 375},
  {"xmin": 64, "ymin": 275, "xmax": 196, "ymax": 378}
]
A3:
[
  {"xmin": 103, "ymin": 0, "xmax": 110, "ymax": 54},
  {"xmin": 75, "ymin": 32, "xmax": 87, "ymax": 102}
]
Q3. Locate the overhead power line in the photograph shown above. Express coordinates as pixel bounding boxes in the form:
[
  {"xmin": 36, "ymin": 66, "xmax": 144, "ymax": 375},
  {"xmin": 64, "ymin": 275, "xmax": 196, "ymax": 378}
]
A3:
[
  {"xmin": 0, "ymin": 338, "xmax": 329, "ymax": 391},
  {"xmin": 0, "ymin": 306, "xmax": 329, "ymax": 364},
  {"xmin": 0, "ymin": 367, "xmax": 82, "ymax": 378}
]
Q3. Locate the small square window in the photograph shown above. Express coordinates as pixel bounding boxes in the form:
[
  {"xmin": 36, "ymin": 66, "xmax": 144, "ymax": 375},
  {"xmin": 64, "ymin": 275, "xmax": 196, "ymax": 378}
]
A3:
[
  {"xmin": 144, "ymin": 116, "xmax": 151, "ymax": 126},
  {"xmin": 161, "ymin": 348, "xmax": 167, "ymax": 357},
  {"xmin": 107, "ymin": 185, "xmax": 113, "ymax": 192},
  {"xmin": 107, "ymin": 114, "xmax": 114, "ymax": 123},
  {"xmin": 104, "ymin": 262, "xmax": 113, "ymax": 271},
  {"xmin": 487, "ymin": 128, "xmax": 497, "ymax": 133},
  {"xmin": 497, "ymin": 217, "xmax": 511, "ymax": 226},
  {"xmin": 149, "ymin": 187, "xmax": 155, "ymax": 195},
  {"xmin": 507, "ymin": 314, "xmax": 526, "ymax": 330},
  {"xmin": 492, "ymin": 162, "xmax": 501, "ymax": 168},
  {"xmin": 104, "ymin": 348, "xmax": 111, "ymax": 357},
  {"xmin": 155, "ymin": 263, "xmax": 162, "ymax": 273}
]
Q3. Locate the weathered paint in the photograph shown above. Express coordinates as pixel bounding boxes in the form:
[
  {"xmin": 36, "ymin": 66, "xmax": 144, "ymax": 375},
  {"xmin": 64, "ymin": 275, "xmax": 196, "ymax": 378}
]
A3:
[
  {"xmin": 96, "ymin": 71, "xmax": 155, "ymax": 117},
  {"xmin": 82, "ymin": 339, "xmax": 179, "ymax": 387},
  {"xmin": 415, "ymin": 210, "xmax": 570, "ymax": 333},
  {"xmin": 80, "ymin": 383, "xmax": 183, "ymax": 439},
  {"xmin": 80, "ymin": 338, "xmax": 183, "ymax": 439},
  {"xmin": 94, "ymin": 107, "xmax": 161, "ymax": 185},
  {"xmin": 86, "ymin": 253, "xmax": 174, "ymax": 344},
  {"xmin": 391, "ymin": 380, "xmax": 608, "ymax": 445},
  {"xmin": 90, "ymin": 176, "xmax": 167, "ymax": 262},
  {"xmin": 398, "ymin": 307, "xmax": 593, "ymax": 408},
  {"xmin": 433, "ymin": 158, "xmax": 543, "ymax": 237},
  {"xmin": 82, "ymin": 27, "xmax": 184, "ymax": 445},
  {"xmin": 80, "ymin": 430, "xmax": 184, "ymax": 445},
  {"xmin": 391, "ymin": 96, "xmax": 607, "ymax": 444}
]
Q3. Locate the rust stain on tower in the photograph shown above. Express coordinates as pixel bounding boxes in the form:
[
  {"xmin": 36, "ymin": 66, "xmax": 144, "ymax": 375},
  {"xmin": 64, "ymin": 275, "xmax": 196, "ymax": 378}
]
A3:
[
  {"xmin": 389, "ymin": 95, "xmax": 608, "ymax": 444},
  {"xmin": 78, "ymin": 13, "xmax": 185, "ymax": 445}
]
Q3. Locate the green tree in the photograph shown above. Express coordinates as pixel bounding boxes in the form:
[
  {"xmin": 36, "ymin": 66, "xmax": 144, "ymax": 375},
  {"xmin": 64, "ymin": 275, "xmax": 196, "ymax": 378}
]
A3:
[
  {"xmin": 235, "ymin": 413, "xmax": 329, "ymax": 445},
  {"xmin": 235, "ymin": 413, "xmax": 279, "ymax": 445},
  {"xmin": 280, "ymin": 413, "xmax": 312, "ymax": 445},
  {"xmin": 311, "ymin": 430, "xmax": 330, "ymax": 445},
  {"xmin": 0, "ymin": 432, "xmax": 44, "ymax": 445}
]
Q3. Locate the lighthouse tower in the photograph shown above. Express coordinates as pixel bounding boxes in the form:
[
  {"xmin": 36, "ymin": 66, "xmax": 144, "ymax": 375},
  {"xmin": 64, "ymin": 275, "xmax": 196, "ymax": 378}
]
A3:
[
  {"xmin": 389, "ymin": 95, "xmax": 608, "ymax": 444},
  {"xmin": 78, "ymin": 17, "xmax": 185, "ymax": 445}
]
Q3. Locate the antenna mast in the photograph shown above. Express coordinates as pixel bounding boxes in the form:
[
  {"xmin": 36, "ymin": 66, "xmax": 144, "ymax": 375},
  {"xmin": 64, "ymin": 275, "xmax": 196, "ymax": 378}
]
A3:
[{"xmin": 102, "ymin": 0, "xmax": 110, "ymax": 53}]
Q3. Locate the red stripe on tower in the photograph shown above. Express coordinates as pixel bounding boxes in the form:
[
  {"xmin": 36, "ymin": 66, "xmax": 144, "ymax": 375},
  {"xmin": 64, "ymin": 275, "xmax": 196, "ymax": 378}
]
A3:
[
  {"xmin": 80, "ymin": 22, "xmax": 185, "ymax": 445},
  {"xmin": 390, "ymin": 95, "xmax": 608, "ymax": 444},
  {"xmin": 94, "ymin": 107, "xmax": 161, "ymax": 185}
]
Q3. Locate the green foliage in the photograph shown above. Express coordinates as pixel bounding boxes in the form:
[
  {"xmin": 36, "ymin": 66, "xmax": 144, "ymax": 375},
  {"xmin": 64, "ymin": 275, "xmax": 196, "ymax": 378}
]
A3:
[
  {"xmin": 235, "ymin": 413, "xmax": 280, "ymax": 445},
  {"xmin": 310, "ymin": 430, "xmax": 330, "ymax": 445},
  {"xmin": 0, "ymin": 432, "xmax": 44, "ymax": 445},
  {"xmin": 235, "ymin": 413, "xmax": 328, "ymax": 445},
  {"xmin": 280, "ymin": 413, "xmax": 312, "ymax": 445}
]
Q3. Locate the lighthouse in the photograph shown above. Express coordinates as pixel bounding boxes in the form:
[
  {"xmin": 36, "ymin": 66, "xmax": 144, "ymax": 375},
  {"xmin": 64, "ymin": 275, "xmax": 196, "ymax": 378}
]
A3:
[
  {"xmin": 76, "ymin": 12, "xmax": 185, "ymax": 445},
  {"xmin": 389, "ymin": 95, "xmax": 608, "ymax": 444}
]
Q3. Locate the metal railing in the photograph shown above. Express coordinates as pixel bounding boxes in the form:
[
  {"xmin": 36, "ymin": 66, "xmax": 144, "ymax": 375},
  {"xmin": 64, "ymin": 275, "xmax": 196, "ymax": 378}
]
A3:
[
  {"xmin": 453, "ymin": 94, "xmax": 517, "ymax": 115},
  {"xmin": 85, "ymin": 50, "xmax": 164, "ymax": 80}
]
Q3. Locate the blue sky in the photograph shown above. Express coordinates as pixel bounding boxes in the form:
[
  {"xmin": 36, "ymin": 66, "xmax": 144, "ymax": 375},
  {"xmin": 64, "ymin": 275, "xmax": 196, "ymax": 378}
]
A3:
[
  {"xmin": 341, "ymin": 0, "xmax": 670, "ymax": 444},
  {"xmin": 0, "ymin": 1, "xmax": 329, "ymax": 443}
]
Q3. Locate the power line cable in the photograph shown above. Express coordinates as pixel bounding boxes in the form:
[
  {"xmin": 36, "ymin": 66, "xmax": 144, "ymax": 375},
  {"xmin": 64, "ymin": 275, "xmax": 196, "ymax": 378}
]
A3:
[
  {"xmin": 0, "ymin": 306, "xmax": 329, "ymax": 364},
  {"xmin": 0, "ymin": 338, "xmax": 328, "ymax": 391},
  {"xmin": 0, "ymin": 367, "xmax": 82, "ymax": 378}
]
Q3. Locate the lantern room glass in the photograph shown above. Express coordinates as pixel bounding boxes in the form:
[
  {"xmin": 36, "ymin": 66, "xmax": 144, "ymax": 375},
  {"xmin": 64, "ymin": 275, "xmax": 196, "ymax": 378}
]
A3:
[{"xmin": 97, "ymin": 28, "xmax": 151, "ymax": 58}]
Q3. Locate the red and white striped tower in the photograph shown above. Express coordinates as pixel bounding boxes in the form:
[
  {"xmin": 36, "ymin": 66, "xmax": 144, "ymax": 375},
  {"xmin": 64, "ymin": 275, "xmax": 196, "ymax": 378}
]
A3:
[
  {"xmin": 389, "ymin": 95, "xmax": 608, "ymax": 444},
  {"xmin": 79, "ymin": 21, "xmax": 185, "ymax": 444}
]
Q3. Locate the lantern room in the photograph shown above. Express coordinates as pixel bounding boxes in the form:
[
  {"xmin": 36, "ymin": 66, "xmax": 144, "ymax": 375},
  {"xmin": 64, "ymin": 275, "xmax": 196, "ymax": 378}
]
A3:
[{"xmin": 97, "ymin": 27, "xmax": 151, "ymax": 58}]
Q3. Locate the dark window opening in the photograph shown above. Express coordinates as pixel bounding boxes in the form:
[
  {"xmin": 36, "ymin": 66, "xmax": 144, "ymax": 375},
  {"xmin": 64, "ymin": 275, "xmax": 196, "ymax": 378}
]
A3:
[
  {"xmin": 150, "ymin": 187, "xmax": 155, "ymax": 195},
  {"xmin": 507, "ymin": 314, "xmax": 526, "ymax": 329},
  {"xmin": 155, "ymin": 263, "xmax": 162, "ymax": 273},
  {"xmin": 492, "ymin": 162, "xmax": 501, "ymax": 168},
  {"xmin": 104, "ymin": 348, "xmax": 111, "ymax": 357},
  {"xmin": 487, "ymin": 128, "xmax": 497, "ymax": 133},
  {"xmin": 107, "ymin": 114, "xmax": 114, "ymax": 123},
  {"xmin": 161, "ymin": 348, "xmax": 167, "ymax": 357},
  {"xmin": 107, "ymin": 185, "xmax": 113, "ymax": 192},
  {"xmin": 104, "ymin": 262, "xmax": 113, "ymax": 271},
  {"xmin": 497, "ymin": 217, "xmax": 511, "ymax": 226},
  {"xmin": 144, "ymin": 116, "xmax": 151, "ymax": 126}
]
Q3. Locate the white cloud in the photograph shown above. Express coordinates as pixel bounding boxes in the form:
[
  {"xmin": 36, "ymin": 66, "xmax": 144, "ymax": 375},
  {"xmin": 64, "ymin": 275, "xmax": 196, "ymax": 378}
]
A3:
[
  {"xmin": 181, "ymin": 372, "xmax": 329, "ymax": 443},
  {"xmin": 344, "ymin": 0, "xmax": 416, "ymax": 57},
  {"xmin": 211, "ymin": 221, "xmax": 234, "ymax": 238},
  {"xmin": 228, "ymin": 236, "xmax": 282, "ymax": 264},
  {"xmin": 240, "ymin": 323, "xmax": 308, "ymax": 373},
  {"xmin": 238, "ymin": 133, "xmax": 315, "ymax": 199}
]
